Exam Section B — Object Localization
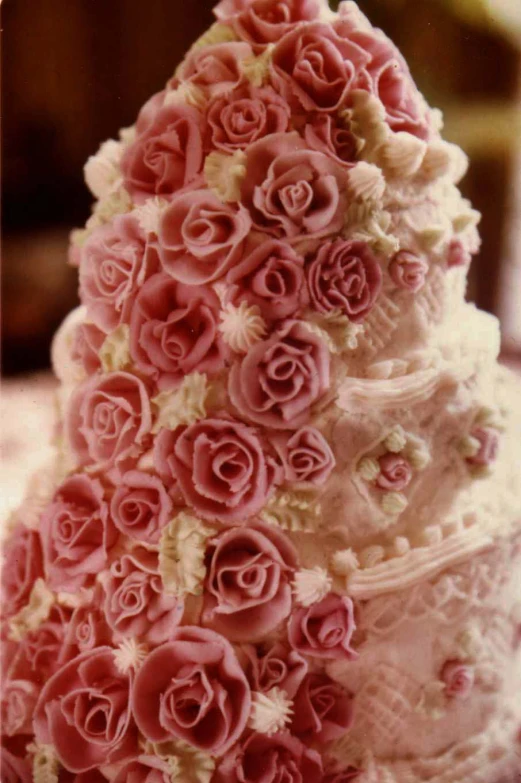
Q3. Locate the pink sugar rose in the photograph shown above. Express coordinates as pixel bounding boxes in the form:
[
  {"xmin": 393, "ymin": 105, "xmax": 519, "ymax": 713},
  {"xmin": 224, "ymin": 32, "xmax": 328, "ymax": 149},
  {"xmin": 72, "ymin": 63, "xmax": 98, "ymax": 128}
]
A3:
[
  {"xmin": 129, "ymin": 272, "xmax": 227, "ymax": 389},
  {"xmin": 0, "ymin": 748, "xmax": 31, "ymax": 783},
  {"xmin": 113, "ymin": 756, "xmax": 173, "ymax": 783},
  {"xmin": 288, "ymin": 593, "xmax": 357, "ymax": 660},
  {"xmin": 447, "ymin": 239, "xmax": 472, "ymax": 268},
  {"xmin": 17, "ymin": 604, "xmax": 74, "ymax": 680},
  {"xmin": 466, "ymin": 426, "xmax": 500, "ymax": 468},
  {"xmin": 307, "ymin": 239, "xmax": 382, "ymax": 322},
  {"xmin": 376, "ymin": 453, "xmax": 413, "ymax": 492},
  {"xmin": 241, "ymin": 132, "xmax": 346, "ymax": 240},
  {"xmin": 291, "ymin": 672, "xmax": 354, "ymax": 743},
  {"xmin": 40, "ymin": 474, "xmax": 116, "ymax": 592},
  {"xmin": 121, "ymin": 91, "xmax": 205, "ymax": 203},
  {"xmin": 441, "ymin": 660, "xmax": 475, "ymax": 699},
  {"xmin": 156, "ymin": 416, "xmax": 276, "ymax": 523},
  {"xmin": 111, "ymin": 469, "xmax": 172, "ymax": 544},
  {"xmin": 60, "ymin": 772, "xmax": 107, "ymax": 783},
  {"xmin": 1, "ymin": 526, "xmax": 43, "ymax": 618},
  {"xmin": 272, "ymin": 23, "xmax": 369, "ymax": 111},
  {"xmin": 133, "ymin": 626, "xmax": 251, "ymax": 755},
  {"xmin": 215, "ymin": 0, "xmax": 322, "ymax": 47},
  {"xmin": 243, "ymin": 641, "xmax": 308, "ymax": 698},
  {"xmin": 66, "ymin": 371, "xmax": 152, "ymax": 472},
  {"xmin": 34, "ymin": 647, "xmax": 138, "ymax": 773},
  {"xmin": 272, "ymin": 425, "xmax": 335, "ymax": 485},
  {"xmin": 158, "ymin": 189, "xmax": 252, "ymax": 285},
  {"xmin": 1, "ymin": 679, "xmax": 39, "ymax": 736},
  {"xmin": 324, "ymin": 769, "xmax": 361, "ymax": 783},
  {"xmin": 202, "ymin": 522, "xmax": 297, "ymax": 642},
  {"xmin": 389, "ymin": 250, "xmax": 428, "ymax": 293},
  {"xmin": 229, "ymin": 320, "xmax": 330, "ymax": 430},
  {"xmin": 102, "ymin": 547, "xmax": 184, "ymax": 645},
  {"xmin": 79, "ymin": 213, "xmax": 158, "ymax": 333},
  {"xmin": 175, "ymin": 42, "xmax": 254, "ymax": 98},
  {"xmin": 208, "ymin": 84, "xmax": 291, "ymax": 152},
  {"xmin": 71, "ymin": 322, "xmax": 105, "ymax": 375},
  {"xmin": 304, "ymin": 114, "xmax": 358, "ymax": 168},
  {"xmin": 226, "ymin": 238, "xmax": 308, "ymax": 322},
  {"xmin": 344, "ymin": 27, "xmax": 431, "ymax": 140},
  {"xmin": 64, "ymin": 599, "xmax": 112, "ymax": 656},
  {"xmin": 215, "ymin": 732, "xmax": 323, "ymax": 783}
]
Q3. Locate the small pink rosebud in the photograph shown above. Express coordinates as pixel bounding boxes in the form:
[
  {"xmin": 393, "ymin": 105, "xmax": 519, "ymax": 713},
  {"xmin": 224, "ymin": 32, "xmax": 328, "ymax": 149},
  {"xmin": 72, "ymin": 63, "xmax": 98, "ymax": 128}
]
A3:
[{"xmin": 441, "ymin": 660, "xmax": 475, "ymax": 699}]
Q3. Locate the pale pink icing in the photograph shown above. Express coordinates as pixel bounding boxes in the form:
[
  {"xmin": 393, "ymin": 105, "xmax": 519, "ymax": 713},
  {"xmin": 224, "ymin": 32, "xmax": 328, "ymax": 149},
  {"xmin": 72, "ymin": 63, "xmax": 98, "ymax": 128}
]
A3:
[
  {"xmin": 441, "ymin": 660, "xmax": 475, "ymax": 699},
  {"xmin": 304, "ymin": 114, "xmax": 358, "ymax": 168},
  {"xmin": 71, "ymin": 322, "xmax": 105, "ymax": 374},
  {"xmin": 1, "ymin": 679, "xmax": 39, "ymax": 736},
  {"xmin": 375, "ymin": 452, "xmax": 413, "ymax": 492},
  {"xmin": 0, "ymin": 748, "xmax": 32, "ymax": 783},
  {"xmin": 388, "ymin": 250, "xmax": 428, "ymax": 293},
  {"xmin": 214, "ymin": 0, "xmax": 322, "ymax": 46},
  {"xmin": 466, "ymin": 426, "xmax": 500, "ymax": 467},
  {"xmin": 113, "ymin": 756, "xmax": 172, "ymax": 783}
]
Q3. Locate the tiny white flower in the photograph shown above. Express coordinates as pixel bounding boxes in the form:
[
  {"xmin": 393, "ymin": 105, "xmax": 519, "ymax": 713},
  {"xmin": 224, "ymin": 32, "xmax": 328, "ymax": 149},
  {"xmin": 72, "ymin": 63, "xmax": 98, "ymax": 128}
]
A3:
[
  {"xmin": 249, "ymin": 688, "xmax": 293, "ymax": 736},
  {"xmin": 113, "ymin": 638, "xmax": 148, "ymax": 675},
  {"xmin": 293, "ymin": 567, "xmax": 332, "ymax": 607},
  {"xmin": 219, "ymin": 301, "xmax": 267, "ymax": 353},
  {"xmin": 134, "ymin": 196, "xmax": 168, "ymax": 236},
  {"xmin": 330, "ymin": 548, "xmax": 360, "ymax": 577}
]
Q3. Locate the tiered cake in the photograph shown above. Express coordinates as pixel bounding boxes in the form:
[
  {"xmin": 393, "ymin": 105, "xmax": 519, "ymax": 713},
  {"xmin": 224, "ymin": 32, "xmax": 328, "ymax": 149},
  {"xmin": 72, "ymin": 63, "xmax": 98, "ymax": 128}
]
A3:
[{"xmin": 2, "ymin": 1, "xmax": 521, "ymax": 781}]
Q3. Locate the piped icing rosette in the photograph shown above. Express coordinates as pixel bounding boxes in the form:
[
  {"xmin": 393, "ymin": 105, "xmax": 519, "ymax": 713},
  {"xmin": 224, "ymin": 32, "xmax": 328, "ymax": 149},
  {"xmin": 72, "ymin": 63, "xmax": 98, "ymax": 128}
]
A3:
[{"xmin": 2, "ymin": 1, "xmax": 521, "ymax": 782}]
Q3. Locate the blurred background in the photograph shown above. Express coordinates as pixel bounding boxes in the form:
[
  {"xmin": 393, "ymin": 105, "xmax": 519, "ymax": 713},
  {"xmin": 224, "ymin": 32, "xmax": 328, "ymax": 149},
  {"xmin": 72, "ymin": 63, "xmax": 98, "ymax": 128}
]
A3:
[{"xmin": 1, "ymin": 0, "xmax": 521, "ymax": 513}]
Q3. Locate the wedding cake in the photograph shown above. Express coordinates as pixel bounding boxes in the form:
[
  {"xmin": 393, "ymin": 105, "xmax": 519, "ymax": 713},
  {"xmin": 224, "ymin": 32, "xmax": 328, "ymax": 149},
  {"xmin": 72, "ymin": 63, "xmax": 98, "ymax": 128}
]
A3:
[{"xmin": 2, "ymin": 1, "xmax": 521, "ymax": 781}]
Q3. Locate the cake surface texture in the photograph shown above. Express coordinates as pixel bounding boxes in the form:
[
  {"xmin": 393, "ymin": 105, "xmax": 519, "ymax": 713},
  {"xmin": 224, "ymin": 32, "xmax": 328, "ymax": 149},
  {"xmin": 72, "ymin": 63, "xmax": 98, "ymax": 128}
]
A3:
[{"xmin": 1, "ymin": 1, "xmax": 521, "ymax": 781}]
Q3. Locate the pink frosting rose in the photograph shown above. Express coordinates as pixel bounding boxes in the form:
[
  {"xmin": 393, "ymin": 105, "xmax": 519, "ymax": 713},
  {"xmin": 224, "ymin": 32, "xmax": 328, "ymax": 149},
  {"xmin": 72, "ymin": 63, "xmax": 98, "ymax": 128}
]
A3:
[
  {"xmin": 208, "ymin": 84, "xmax": 291, "ymax": 152},
  {"xmin": 121, "ymin": 92, "xmax": 205, "ymax": 203},
  {"xmin": 66, "ymin": 371, "xmax": 152, "ymax": 473},
  {"xmin": 229, "ymin": 320, "xmax": 330, "ymax": 430},
  {"xmin": 272, "ymin": 426, "xmax": 335, "ymax": 485},
  {"xmin": 226, "ymin": 238, "xmax": 308, "ymax": 321},
  {"xmin": 155, "ymin": 416, "xmax": 276, "ymax": 523},
  {"xmin": 466, "ymin": 426, "xmax": 500, "ymax": 468},
  {"xmin": 1, "ymin": 679, "xmax": 39, "ymax": 736},
  {"xmin": 388, "ymin": 250, "xmax": 428, "ymax": 293},
  {"xmin": 63, "ymin": 598, "xmax": 112, "ymax": 657},
  {"xmin": 288, "ymin": 593, "xmax": 357, "ymax": 660},
  {"xmin": 110, "ymin": 469, "xmax": 172, "ymax": 544},
  {"xmin": 202, "ymin": 522, "xmax": 297, "ymax": 642},
  {"xmin": 113, "ymin": 756, "xmax": 173, "ymax": 783},
  {"xmin": 40, "ymin": 474, "xmax": 116, "ymax": 592},
  {"xmin": 447, "ymin": 239, "xmax": 472, "ymax": 268},
  {"xmin": 101, "ymin": 547, "xmax": 184, "ymax": 645},
  {"xmin": 1, "ymin": 525, "xmax": 43, "ymax": 618},
  {"xmin": 0, "ymin": 748, "xmax": 31, "ymax": 783},
  {"xmin": 34, "ymin": 647, "xmax": 138, "ymax": 773},
  {"xmin": 243, "ymin": 641, "xmax": 308, "ymax": 698},
  {"xmin": 129, "ymin": 272, "xmax": 227, "ymax": 388},
  {"xmin": 307, "ymin": 239, "xmax": 382, "ymax": 321},
  {"xmin": 71, "ymin": 322, "xmax": 105, "ymax": 375},
  {"xmin": 272, "ymin": 23, "xmax": 369, "ymax": 111},
  {"xmin": 375, "ymin": 453, "xmax": 413, "ymax": 492},
  {"xmin": 215, "ymin": 732, "xmax": 323, "ymax": 783},
  {"xmin": 214, "ymin": 0, "xmax": 321, "ymax": 46},
  {"xmin": 158, "ymin": 189, "xmax": 252, "ymax": 284},
  {"xmin": 324, "ymin": 769, "xmax": 361, "ymax": 783},
  {"xmin": 291, "ymin": 673, "xmax": 354, "ymax": 743},
  {"xmin": 133, "ymin": 626, "xmax": 251, "ymax": 755},
  {"xmin": 241, "ymin": 132, "xmax": 346, "ymax": 240},
  {"xmin": 304, "ymin": 114, "xmax": 358, "ymax": 168},
  {"xmin": 59, "ymin": 772, "xmax": 107, "ymax": 783},
  {"xmin": 344, "ymin": 26, "xmax": 431, "ymax": 139},
  {"xmin": 79, "ymin": 213, "xmax": 158, "ymax": 333},
  {"xmin": 441, "ymin": 660, "xmax": 475, "ymax": 699},
  {"xmin": 174, "ymin": 42, "xmax": 254, "ymax": 98},
  {"xmin": 16, "ymin": 604, "xmax": 73, "ymax": 680}
]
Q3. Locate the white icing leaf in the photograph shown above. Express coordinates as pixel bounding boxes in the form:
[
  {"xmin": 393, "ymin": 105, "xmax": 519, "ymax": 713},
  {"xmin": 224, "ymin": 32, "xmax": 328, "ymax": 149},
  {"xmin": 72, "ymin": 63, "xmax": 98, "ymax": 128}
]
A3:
[{"xmin": 159, "ymin": 512, "xmax": 214, "ymax": 597}]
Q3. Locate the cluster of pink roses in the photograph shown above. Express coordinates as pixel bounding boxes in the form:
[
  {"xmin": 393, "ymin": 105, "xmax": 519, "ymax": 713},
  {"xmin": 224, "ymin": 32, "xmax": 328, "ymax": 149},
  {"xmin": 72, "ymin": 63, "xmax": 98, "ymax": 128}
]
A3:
[{"xmin": 0, "ymin": 0, "xmax": 442, "ymax": 780}]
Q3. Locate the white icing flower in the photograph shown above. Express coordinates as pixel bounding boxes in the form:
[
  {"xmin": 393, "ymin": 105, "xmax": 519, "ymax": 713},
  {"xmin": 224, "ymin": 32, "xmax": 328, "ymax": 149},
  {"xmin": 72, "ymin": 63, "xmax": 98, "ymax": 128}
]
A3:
[
  {"xmin": 261, "ymin": 490, "xmax": 321, "ymax": 532},
  {"xmin": 100, "ymin": 324, "xmax": 131, "ymax": 373},
  {"xmin": 359, "ymin": 545, "xmax": 385, "ymax": 569},
  {"xmin": 357, "ymin": 456, "xmax": 380, "ymax": 482},
  {"xmin": 51, "ymin": 305, "xmax": 88, "ymax": 384},
  {"xmin": 241, "ymin": 45, "xmax": 274, "ymax": 87},
  {"xmin": 380, "ymin": 131, "xmax": 426, "ymax": 178},
  {"xmin": 381, "ymin": 492, "xmax": 408, "ymax": 515},
  {"xmin": 330, "ymin": 548, "xmax": 360, "ymax": 577},
  {"xmin": 204, "ymin": 150, "xmax": 247, "ymax": 202},
  {"xmin": 84, "ymin": 139, "xmax": 123, "ymax": 199},
  {"xmin": 348, "ymin": 162, "xmax": 386, "ymax": 204},
  {"xmin": 30, "ymin": 742, "xmax": 60, "ymax": 783},
  {"xmin": 146, "ymin": 740, "xmax": 215, "ymax": 783},
  {"xmin": 293, "ymin": 567, "xmax": 332, "ymax": 607},
  {"xmin": 87, "ymin": 187, "xmax": 132, "ymax": 230},
  {"xmin": 113, "ymin": 638, "xmax": 148, "ymax": 675},
  {"xmin": 152, "ymin": 373, "xmax": 209, "ymax": 433},
  {"xmin": 8, "ymin": 579, "xmax": 55, "ymax": 642},
  {"xmin": 159, "ymin": 512, "xmax": 214, "ymax": 597},
  {"xmin": 249, "ymin": 688, "xmax": 293, "ymax": 736},
  {"xmin": 457, "ymin": 434, "xmax": 482, "ymax": 459},
  {"xmin": 219, "ymin": 301, "xmax": 267, "ymax": 353},
  {"xmin": 384, "ymin": 425, "xmax": 407, "ymax": 454},
  {"xmin": 134, "ymin": 196, "xmax": 168, "ymax": 236}
]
